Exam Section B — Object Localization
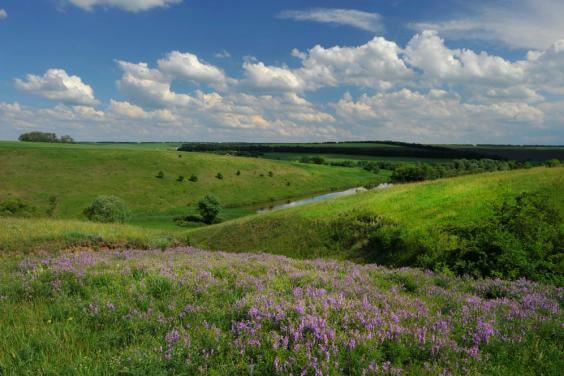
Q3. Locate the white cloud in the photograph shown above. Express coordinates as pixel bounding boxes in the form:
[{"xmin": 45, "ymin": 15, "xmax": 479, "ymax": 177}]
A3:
[
  {"xmin": 524, "ymin": 39, "xmax": 564, "ymax": 95},
  {"xmin": 157, "ymin": 51, "xmax": 228, "ymax": 89},
  {"xmin": 107, "ymin": 99, "xmax": 175, "ymax": 122},
  {"xmin": 410, "ymin": 0, "xmax": 564, "ymax": 49},
  {"xmin": 214, "ymin": 50, "xmax": 231, "ymax": 59},
  {"xmin": 66, "ymin": 0, "xmax": 181, "ymax": 12},
  {"xmin": 14, "ymin": 69, "xmax": 97, "ymax": 105},
  {"xmin": 404, "ymin": 31, "xmax": 524, "ymax": 86},
  {"xmin": 296, "ymin": 37, "xmax": 412, "ymax": 90},
  {"xmin": 242, "ymin": 62, "xmax": 304, "ymax": 92},
  {"xmin": 279, "ymin": 8, "xmax": 383, "ymax": 33},
  {"xmin": 116, "ymin": 60, "xmax": 193, "ymax": 107},
  {"xmin": 0, "ymin": 9, "xmax": 7, "ymax": 19},
  {"xmin": 332, "ymin": 89, "xmax": 546, "ymax": 142}
]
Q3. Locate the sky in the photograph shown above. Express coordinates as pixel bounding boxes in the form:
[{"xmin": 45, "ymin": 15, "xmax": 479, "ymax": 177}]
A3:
[{"xmin": 0, "ymin": 0, "xmax": 563, "ymax": 143}]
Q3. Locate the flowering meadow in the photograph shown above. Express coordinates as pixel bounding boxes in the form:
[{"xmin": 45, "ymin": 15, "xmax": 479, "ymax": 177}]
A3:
[{"xmin": 1, "ymin": 247, "xmax": 562, "ymax": 375}]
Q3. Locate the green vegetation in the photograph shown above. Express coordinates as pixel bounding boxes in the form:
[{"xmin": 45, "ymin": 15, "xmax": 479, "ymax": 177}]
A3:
[
  {"xmin": 0, "ymin": 248, "xmax": 561, "ymax": 374},
  {"xmin": 197, "ymin": 195, "xmax": 221, "ymax": 224},
  {"xmin": 0, "ymin": 141, "xmax": 378, "ymax": 228},
  {"xmin": 19, "ymin": 131, "xmax": 74, "ymax": 143},
  {"xmin": 189, "ymin": 167, "xmax": 563, "ymax": 282},
  {"xmin": 83, "ymin": 195, "xmax": 130, "ymax": 223}
]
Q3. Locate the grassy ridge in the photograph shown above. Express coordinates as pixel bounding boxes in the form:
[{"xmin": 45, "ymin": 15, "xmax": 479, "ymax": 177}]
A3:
[
  {"xmin": 0, "ymin": 141, "xmax": 380, "ymax": 222},
  {"xmin": 188, "ymin": 167, "xmax": 564, "ymax": 259}
]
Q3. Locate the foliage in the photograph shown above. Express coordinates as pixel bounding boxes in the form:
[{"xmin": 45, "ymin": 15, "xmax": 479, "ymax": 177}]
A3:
[
  {"xmin": 215, "ymin": 172, "xmax": 223, "ymax": 180},
  {"xmin": 18, "ymin": 131, "xmax": 74, "ymax": 143},
  {"xmin": 83, "ymin": 195, "xmax": 130, "ymax": 223},
  {"xmin": 189, "ymin": 174, "xmax": 198, "ymax": 182},
  {"xmin": 156, "ymin": 171, "xmax": 164, "ymax": 179},
  {"xmin": 546, "ymin": 159, "xmax": 560, "ymax": 167},
  {"xmin": 46, "ymin": 195, "xmax": 58, "ymax": 217},
  {"xmin": 437, "ymin": 192, "xmax": 563, "ymax": 283},
  {"xmin": 176, "ymin": 175, "xmax": 184, "ymax": 182},
  {"xmin": 197, "ymin": 195, "xmax": 221, "ymax": 224},
  {"xmin": 0, "ymin": 198, "xmax": 35, "ymax": 217}
]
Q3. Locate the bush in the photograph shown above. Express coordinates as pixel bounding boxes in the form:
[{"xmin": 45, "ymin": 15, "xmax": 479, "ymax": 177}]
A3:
[
  {"xmin": 83, "ymin": 195, "xmax": 130, "ymax": 223},
  {"xmin": 268, "ymin": 171, "xmax": 274, "ymax": 177},
  {"xmin": 545, "ymin": 159, "xmax": 560, "ymax": 167},
  {"xmin": 441, "ymin": 192, "xmax": 563, "ymax": 282},
  {"xmin": 0, "ymin": 198, "xmax": 35, "ymax": 217},
  {"xmin": 236, "ymin": 170, "xmax": 241, "ymax": 176},
  {"xmin": 189, "ymin": 174, "xmax": 198, "ymax": 182},
  {"xmin": 215, "ymin": 173, "xmax": 223, "ymax": 180},
  {"xmin": 176, "ymin": 175, "xmax": 184, "ymax": 182},
  {"xmin": 156, "ymin": 171, "xmax": 164, "ymax": 179},
  {"xmin": 197, "ymin": 195, "xmax": 221, "ymax": 224}
]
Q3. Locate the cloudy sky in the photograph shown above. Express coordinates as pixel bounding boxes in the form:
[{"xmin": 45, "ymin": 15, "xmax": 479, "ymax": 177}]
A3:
[{"xmin": 0, "ymin": 0, "xmax": 563, "ymax": 143}]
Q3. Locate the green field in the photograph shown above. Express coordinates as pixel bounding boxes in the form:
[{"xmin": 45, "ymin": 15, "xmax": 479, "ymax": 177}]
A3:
[
  {"xmin": 0, "ymin": 141, "xmax": 382, "ymax": 229},
  {"xmin": 189, "ymin": 167, "xmax": 563, "ymax": 261}
]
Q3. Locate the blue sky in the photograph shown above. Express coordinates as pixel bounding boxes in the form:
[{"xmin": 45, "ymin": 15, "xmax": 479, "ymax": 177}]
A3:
[{"xmin": 0, "ymin": 0, "xmax": 563, "ymax": 143}]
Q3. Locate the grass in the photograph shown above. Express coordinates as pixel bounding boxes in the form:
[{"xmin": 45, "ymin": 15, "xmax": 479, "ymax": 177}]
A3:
[
  {"xmin": 0, "ymin": 217, "xmax": 190, "ymax": 253},
  {"xmin": 188, "ymin": 167, "xmax": 564, "ymax": 259},
  {"xmin": 0, "ymin": 248, "xmax": 561, "ymax": 374},
  {"xmin": 0, "ymin": 141, "xmax": 381, "ymax": 228}
]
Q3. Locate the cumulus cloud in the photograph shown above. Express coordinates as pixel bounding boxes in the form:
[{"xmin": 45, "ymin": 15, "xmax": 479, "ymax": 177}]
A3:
[
  {"xmin": 157, "ymin": 51, "xmax": 228, "ymax": 89},
  {"xmin": 116, "ymin": 60, "xmax": 193, "ymax": 107},
  {"xmin": 278, "ymin": 8, "xmax": 383, "ymax": 33},
  {"xmin": 410, "ymin": 0, "xmax": 564, "ymax": 49},
  {"xmin": 14, "ymin": 69, "xmax": 97, "ymax": 105},
  {"xmin": 0, "ymin": 9, "xmax": 7, "ymax": 19},
  {"xmin": 6, "ymin": 31, "xmax": 564, "ymax": 143},
  {"xmin": 65, "ymin": 0, "xmax": 181, "ymax": 12},
  {"xmin": 404, "ymin": 30, "xmax": 524, "ymax": 86}
]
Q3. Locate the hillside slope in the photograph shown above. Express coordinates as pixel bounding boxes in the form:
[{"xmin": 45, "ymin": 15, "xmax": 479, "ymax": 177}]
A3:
[
  {"xmin": 0, "ymin": 141, "xmax": 379, "ymax": 220},
  {"xmin": 189, "ymin": 167, "xmax": 563, "ymax": 260}
]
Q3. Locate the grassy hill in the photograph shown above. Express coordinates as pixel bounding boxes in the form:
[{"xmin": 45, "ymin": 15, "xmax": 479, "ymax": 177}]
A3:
[
  {"xmin": 1, "ymin": 247, "xmax": 561, "ymax": 374},
  {"xmin": 0, "ymin": 141, "xmax": 381, "ymax": 228},
  {"xmin": 189, "ymin": 167, "xmax": 563, "ymax": 262}
]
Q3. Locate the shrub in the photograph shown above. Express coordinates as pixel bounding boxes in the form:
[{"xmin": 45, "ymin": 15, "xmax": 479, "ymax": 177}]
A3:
[
  {"xmin": 441, "ymin": 192, "xmax": 563, "ymax": 282},
  {"xmin": 176, "ymin": 175, "xmax": 184, "ymax": 182},
  {"xmin": 0, "ymin": 198, "xmax": 35, "ymax": 217},
  {"xmin": 197, "ymin": 195, "xmax": 221, "ymax": 224},
  {"xmin": 268, "ymin": 171, "xmax": 274, "ymax": 177},
  {"xmin": 156, "ymin": 171, "xmax": 164, "ymax": 179},
  {"xmin": 235, "ymin": 170, "xmax": 241, "ymax": 176},
  {"xmin": 83, "ymin": 195, "xmax": 130, "ymax": 223},
  {"xmin": 545, "ymin": 159, "xmax": 560, "ymax": 167},
  {"xmin": 215, "ymin": 172, "xmax": 223, "ymax": 180},
  {"xmin": 189, "ymin": 174, "xmax": 198, "ymax": 182},
  {"xmin": 46, "ymin": 195, "xmax": 58, "ymax": 217}
]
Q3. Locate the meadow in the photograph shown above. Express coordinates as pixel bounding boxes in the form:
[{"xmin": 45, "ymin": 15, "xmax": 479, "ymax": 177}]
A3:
[
  {"xmin": 0, "ymin": 247, "xmax": 561, "ymax": 374},
  {"xmin": 0, "ymin": 141, "xmax": 380, "ymax": 229},
  {"xmin": 0, "ymin": 141, "xmax": 562, "ymax": 374}
]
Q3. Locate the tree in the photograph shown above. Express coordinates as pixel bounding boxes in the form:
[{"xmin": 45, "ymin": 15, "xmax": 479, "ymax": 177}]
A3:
[
  {"xmin": 19, "ymin": 131, "xmax": 58, "ymax": 143},
  {"xmin": 197, "ymin": 195, "xmax": 220, "ymax": 224},
  {"xmin": 83, "ymin": 195, "xmax": 129, "ymax": 223},
  {"xmin": 156, "ymin": 171, "xmax": 165, "ymax": 179},
  {"xmin": 189, "ymin": 174, "xmax": 198, "ymax": 182},
  {"xmin": 216, "ymin": 172, "xmax": 223, "ymax": 180},
  {"xmin": 60, "ymin": 135, "xmax": 74, "ymax": 143}
]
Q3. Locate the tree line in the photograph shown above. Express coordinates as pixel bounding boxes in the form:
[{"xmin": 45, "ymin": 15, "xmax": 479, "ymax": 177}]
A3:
[{"xmin": 19, "ymin": 132, "xmax": 74, "ymax": 143}]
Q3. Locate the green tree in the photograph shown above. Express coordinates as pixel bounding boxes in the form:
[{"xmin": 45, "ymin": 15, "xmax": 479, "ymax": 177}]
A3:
[
  {"xmin": 83, "ymin": 195, "xmax": 130, "ymax": 223},
  {"xmin": 197, "ymin": 195, "xmax": 221, "ymax": 224}
]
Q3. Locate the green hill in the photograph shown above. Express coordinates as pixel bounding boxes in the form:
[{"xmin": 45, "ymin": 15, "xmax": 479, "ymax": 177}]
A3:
[
  {"xmin": 0, "ymin": 141, "xmax": 381, "ymax": 227},
  {"xmin": 189, "ymin": 167, "xmax": 563, "ymax": 273}
]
